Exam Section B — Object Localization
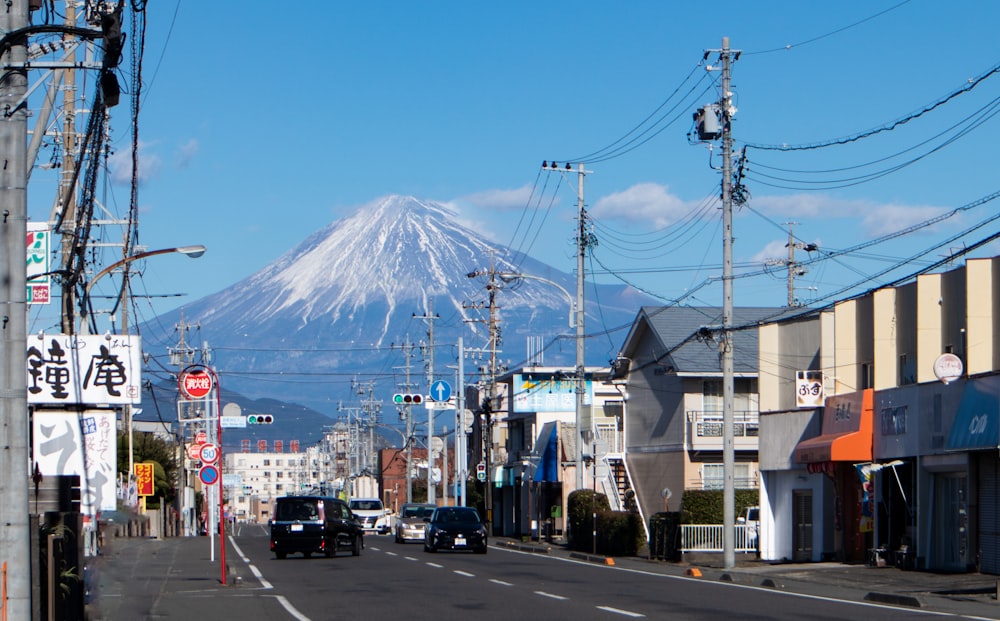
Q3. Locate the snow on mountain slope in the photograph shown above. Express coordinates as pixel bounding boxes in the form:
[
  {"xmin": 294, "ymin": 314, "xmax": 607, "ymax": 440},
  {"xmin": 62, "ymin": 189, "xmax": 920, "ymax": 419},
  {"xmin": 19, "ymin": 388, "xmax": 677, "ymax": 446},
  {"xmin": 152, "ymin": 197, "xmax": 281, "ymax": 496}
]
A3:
[{"xmin": 144, "ymin": 195, "xmax": 654, "ymax": 414}]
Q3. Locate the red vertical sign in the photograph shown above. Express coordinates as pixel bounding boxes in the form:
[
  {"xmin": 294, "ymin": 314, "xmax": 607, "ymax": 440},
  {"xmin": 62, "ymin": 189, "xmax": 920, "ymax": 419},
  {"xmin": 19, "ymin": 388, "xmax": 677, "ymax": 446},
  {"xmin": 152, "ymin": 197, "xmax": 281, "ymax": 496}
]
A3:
[{"xmin": 134, "ymin": 463, "xmax": 154, "ymax": 496}]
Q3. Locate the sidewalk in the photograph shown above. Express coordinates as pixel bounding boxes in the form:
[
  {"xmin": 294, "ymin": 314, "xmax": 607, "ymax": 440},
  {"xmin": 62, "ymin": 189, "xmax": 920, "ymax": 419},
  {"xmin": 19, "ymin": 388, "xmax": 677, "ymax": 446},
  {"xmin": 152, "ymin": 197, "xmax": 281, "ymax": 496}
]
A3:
[
  {"xmin": 85, "ymin": 534, "xmax": 282, "ymax": 621},
  {"xmin": 496, "ymin": 537, "xmax": 1000, "ymax": 619}
]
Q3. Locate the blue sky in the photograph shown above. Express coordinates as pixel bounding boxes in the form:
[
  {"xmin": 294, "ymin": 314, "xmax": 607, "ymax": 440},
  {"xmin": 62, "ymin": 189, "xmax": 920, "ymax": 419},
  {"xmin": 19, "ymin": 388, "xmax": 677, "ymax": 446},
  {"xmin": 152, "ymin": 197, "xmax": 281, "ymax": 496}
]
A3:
[{"xmin": 27, "ymin": 1, "xmax": 1000, "ymax": 333}]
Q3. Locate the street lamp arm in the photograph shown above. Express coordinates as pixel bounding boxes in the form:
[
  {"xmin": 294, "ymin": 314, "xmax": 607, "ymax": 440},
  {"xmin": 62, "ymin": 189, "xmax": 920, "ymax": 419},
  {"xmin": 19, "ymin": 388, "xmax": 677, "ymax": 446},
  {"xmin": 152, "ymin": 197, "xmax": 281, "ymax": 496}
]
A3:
[
  {"xmin": 85, "ymin": 245, "xmax": 207, "ymax": 295},
  {"xmin": 498, "ymin": 272, "xmax": 576, "ymax": 328}
]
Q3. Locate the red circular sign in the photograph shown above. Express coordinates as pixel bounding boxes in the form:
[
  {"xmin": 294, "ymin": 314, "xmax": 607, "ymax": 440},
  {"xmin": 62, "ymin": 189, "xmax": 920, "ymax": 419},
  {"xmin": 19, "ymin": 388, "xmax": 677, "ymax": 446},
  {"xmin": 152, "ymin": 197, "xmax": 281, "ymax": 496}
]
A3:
[{"xmin": 179, "ymin": 368, "xmax": 213, "ymax": 399}]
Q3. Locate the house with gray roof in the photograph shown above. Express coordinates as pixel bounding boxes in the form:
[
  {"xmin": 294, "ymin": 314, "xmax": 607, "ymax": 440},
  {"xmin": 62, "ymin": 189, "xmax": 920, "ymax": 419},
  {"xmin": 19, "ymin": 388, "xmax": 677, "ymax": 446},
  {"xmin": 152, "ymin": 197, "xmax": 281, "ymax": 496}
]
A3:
[{"xmin": 615, "ymin": 305, "xmax": 783, "ymax": 524}]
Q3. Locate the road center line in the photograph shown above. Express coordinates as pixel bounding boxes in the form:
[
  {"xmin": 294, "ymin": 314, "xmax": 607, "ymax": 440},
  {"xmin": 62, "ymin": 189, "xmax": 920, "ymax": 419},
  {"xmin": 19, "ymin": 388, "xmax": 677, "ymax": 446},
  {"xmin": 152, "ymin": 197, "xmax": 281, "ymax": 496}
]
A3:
[
  {"xmin": 454, "ymin": 570, "xmax": 476, "ymax": 577},
  {"xmin": 535, "ymin": 591, "xmax": 568, "ymax": 600},
  {"xmin": 490, "ymin": 579, "xmax": 514, "ymax": 586}
]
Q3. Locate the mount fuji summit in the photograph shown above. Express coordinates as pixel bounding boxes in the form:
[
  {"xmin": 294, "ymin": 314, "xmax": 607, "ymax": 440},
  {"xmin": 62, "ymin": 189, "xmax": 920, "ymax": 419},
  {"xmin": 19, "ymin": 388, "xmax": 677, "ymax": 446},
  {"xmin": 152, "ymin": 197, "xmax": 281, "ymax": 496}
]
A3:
[{"xmin": 144, "ymin": 195, "xmax": 655, "ymax": 415}]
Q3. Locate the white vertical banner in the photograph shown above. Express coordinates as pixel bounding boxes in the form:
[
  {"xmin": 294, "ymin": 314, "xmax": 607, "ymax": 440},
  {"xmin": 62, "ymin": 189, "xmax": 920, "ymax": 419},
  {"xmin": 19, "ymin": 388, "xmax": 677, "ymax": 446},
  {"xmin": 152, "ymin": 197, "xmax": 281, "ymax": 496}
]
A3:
[{"xmin": 33, "ymin": 410, "xmax": 118, "ymax": 513}]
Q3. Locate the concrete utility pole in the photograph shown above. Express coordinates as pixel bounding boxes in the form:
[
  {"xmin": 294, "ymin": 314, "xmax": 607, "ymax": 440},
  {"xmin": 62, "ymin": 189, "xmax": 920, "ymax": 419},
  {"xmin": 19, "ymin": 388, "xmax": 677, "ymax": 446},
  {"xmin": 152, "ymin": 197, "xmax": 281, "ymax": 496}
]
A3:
[
  {"xmin": 717, "ymin": 36, "xmax": 739, "ymax": 571},
  {"xmin": 542, "ymin": 161, "xmax": 591, "ymax": 490},
  {"xmin": 392, "ymin": 337, "xmax": 418, "ymax": 502},
  {"xmin": 0, "ymin": 2, "xmax": 31, "ymax": 616},
  {"xmin": 414, "ymin": 301, "xmax": 439, "ymax": 503}
]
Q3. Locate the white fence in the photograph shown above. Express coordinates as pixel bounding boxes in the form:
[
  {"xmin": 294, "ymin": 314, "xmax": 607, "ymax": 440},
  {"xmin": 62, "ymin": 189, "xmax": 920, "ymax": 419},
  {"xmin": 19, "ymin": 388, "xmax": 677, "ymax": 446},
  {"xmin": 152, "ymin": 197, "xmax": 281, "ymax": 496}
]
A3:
[{"xmin": 680, "ymin": 524, "xmax": 758, "ymax": 553}]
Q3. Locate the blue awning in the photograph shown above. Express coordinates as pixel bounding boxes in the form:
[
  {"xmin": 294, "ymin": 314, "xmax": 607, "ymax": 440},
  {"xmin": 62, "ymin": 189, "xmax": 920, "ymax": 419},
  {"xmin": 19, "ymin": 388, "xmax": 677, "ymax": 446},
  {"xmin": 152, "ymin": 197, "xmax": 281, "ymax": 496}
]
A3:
[
  {"xmin": 946, "ymin": 378, "xmax": 1000, "ymax": 451},
  {"xmin": 533, "ymin": 423, "xmax": 559, "ymax": 483}
]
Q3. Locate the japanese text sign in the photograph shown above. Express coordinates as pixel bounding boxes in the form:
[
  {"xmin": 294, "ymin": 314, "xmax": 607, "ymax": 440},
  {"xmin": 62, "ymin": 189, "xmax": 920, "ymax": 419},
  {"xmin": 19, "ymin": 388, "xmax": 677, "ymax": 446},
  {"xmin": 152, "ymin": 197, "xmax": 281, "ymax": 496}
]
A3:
[
  {"xmin": 134, "ymin": 462, "xmax": 154, "ymax": 496},
  {"xmin": 33, "ymin": 410, "xmax": 117, "ymax": 513},
  {"xmin": 27, "ymin": 334, "xmax": 142, "ymax": 405}
]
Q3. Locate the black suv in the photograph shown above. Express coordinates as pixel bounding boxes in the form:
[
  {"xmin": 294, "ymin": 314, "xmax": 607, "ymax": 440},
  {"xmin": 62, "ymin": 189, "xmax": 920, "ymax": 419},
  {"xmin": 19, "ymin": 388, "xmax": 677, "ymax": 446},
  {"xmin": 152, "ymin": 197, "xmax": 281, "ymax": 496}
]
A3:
[{"xmin": 270, "ymin": 496, "xmax": 363, "ymax": 559}]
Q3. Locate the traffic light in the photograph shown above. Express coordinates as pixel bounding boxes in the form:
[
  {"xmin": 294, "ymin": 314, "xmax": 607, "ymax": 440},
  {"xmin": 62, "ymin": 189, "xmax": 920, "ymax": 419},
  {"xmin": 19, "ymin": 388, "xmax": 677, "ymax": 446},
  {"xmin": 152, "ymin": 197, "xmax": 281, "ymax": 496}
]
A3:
[
  {"xmin": 247, "ymin": 414, "xmax": 273, "ymax": 425},
  {"xmin": 392, "ymin": 393, "xmax": 424, "ymax": 405},
  {"xmin": 476, "ymin": 463, "xmax": 486, "ymax": 482}
]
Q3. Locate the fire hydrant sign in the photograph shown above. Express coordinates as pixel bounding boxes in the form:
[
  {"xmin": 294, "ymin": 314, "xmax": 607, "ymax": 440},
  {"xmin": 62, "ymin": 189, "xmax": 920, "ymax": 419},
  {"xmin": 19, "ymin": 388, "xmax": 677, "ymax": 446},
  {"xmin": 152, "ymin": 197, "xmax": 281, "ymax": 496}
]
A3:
[{"xmin": 179, "ymin": 367, "xmax": 213, "ymax": 400}]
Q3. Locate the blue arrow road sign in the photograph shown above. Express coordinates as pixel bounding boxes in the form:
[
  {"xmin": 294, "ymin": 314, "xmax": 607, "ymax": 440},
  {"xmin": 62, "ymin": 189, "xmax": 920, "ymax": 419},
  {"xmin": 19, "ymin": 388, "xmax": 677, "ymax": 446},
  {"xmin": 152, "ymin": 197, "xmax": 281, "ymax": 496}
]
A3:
[{"xmin": 430, "ymin": 380, "xmax": 452, "ymax": 402}]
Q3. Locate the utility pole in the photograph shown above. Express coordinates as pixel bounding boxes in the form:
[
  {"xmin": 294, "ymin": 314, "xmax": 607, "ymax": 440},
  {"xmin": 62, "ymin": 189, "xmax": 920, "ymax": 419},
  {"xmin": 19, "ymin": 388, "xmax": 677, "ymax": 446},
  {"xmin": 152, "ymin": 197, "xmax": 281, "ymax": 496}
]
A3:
[
  {"xmin": 541, "ymin": 161, "xmax": 591, "ymax": 490},
  {"xmin": 0, "ymin": 1, "xmax": 31, "ymax": 616},
  {"xmin": 695, "ymin": 37, "xmax": 739, "ymax": 570},
  {"xmin": 456, "ymin": 337, "xmax": 467, "ymax": 506},
  {"xmin": 414, "ymin": 301, "xmax": 439, "ymax": 503},
  {"xmin": 765, "ymin": 222, "xmax": 818, "ymax": 307},
  {"xmin": 466, "ymin": 254, "xmax": 505, "ymax": 532},
  {"xmin": 392, "ymin": 337, "xmax": 418, "ymax": 502},
  {"xmin": 718, "ymin": 36, "xmax": 739, "ymax": 570}
]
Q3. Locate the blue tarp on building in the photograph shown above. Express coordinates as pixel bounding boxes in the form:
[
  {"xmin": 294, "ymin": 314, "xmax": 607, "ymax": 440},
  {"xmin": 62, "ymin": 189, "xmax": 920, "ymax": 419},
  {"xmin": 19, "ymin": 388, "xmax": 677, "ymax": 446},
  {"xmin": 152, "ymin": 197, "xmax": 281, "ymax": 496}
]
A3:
[{"xmin": 533, "ymin": 422, "xmax": 559, "ymax": 483}]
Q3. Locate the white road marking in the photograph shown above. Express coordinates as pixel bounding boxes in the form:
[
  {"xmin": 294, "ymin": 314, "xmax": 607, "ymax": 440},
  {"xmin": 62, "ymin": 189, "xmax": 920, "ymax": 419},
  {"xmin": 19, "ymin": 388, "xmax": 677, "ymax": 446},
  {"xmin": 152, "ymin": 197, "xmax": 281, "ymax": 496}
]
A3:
[
  {"xmin": 426, "ymin": 562, "xmax": 444, "ymax": 568},
  {"xmin": 274, "ymin": 595, "xmax": 311, "ymax": 621},
  {"xmin": 597, "ymin": 606, "xmax": 645, "ymax": 618},
  {"xmin": 490, "ymin": 579, "xmax": 514, "ymax": 586},
  {"xmin": 535, "ymin": 591, "xmax": 568, "ymax": 600},
  {"xmin": 404, "ymin": 556, "xmax": 419, "ymax": 561},
  {"xmin": 454, "ymin": 570, "xmax": 476, "ymax": 577}
]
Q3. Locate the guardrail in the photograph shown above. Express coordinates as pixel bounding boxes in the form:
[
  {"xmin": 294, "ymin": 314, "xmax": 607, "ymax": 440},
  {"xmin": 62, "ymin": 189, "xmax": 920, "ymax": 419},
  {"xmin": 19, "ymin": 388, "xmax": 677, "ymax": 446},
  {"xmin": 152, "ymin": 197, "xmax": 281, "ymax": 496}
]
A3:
[{"xmin": 680, "ymin": 524, "xmax": 758, "ymax": 553}]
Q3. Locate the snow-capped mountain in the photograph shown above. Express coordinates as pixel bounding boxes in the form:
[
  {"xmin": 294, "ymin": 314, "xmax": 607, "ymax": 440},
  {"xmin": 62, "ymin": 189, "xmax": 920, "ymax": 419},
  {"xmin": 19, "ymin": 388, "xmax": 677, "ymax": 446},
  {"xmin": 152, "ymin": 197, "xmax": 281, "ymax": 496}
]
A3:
[{"xmin": 145, "ymin": 195, "xmax": 654, "ymax": 415}]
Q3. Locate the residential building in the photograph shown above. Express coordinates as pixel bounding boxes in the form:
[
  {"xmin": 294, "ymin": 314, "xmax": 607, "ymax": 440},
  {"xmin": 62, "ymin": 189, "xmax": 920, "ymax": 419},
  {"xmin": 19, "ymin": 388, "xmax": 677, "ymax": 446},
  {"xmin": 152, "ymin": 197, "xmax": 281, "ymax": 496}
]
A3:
[
  {"xmin": 491, "ymin": 366, "xmax": 624, "ymax": 539},
  {"xmin": 616, "ymin": 306, "xmax": 782, "ymax": 527}
]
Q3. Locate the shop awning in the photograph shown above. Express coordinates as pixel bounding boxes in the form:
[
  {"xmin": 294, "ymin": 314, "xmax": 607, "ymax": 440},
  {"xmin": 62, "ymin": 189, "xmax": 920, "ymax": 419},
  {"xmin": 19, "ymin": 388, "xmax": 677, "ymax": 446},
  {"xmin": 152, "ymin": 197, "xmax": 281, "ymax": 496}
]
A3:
[
  {"xmin": 794, "ymin": 429, "xmax": 872, "ymax": 463},
  {"xmin": 533, "ymin": 422, "xmax": 559, "ymax": 483},
  {"xmin": 946, "ymin": 378, "xmax": 1000, "ymax": 451},
  {"xmin": 794, "ymin": 388, "xmax": 873, "ymax": 464}
]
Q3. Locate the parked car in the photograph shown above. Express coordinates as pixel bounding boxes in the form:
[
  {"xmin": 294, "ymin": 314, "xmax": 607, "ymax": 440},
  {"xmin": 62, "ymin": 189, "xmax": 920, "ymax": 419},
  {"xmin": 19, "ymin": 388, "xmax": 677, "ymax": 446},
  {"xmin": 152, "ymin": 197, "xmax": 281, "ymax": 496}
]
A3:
[
  {"xmin": 738, "ymin": 505, "xmax": 760, "ymax": 547},
  {"xmin": 270, "ymin": 496, "xmax": 363, "ymax": 559},
  {"xmin": 348, "ymin": 498, "xmax": 393, "ymax": 534},
  {"xmin": 423, "ymin": 506, "xmax": 488, "ymax": 554},
  {"xmin": 395, "ymin": 503, "xmax": 436, "ymax": 543}
]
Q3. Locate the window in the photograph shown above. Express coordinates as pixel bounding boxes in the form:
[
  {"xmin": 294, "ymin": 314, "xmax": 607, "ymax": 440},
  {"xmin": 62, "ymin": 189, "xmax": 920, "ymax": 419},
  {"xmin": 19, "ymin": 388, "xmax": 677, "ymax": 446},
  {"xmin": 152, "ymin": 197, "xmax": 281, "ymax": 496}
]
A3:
[{"xmin": 702, "ymin": 463, "xmax": 752, "ymax": 490}]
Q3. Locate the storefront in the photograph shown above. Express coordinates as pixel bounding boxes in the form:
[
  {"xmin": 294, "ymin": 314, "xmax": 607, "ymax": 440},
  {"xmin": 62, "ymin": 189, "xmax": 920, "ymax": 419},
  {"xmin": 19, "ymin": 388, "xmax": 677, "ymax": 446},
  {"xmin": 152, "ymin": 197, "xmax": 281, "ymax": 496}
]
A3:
[
  {"xmin": 945, "ymin": 376, "xmax": 1000, "ymax": 573},
  {"xmin": 794, "ymin": 389, "xmax": 874, "ymax": 563}
]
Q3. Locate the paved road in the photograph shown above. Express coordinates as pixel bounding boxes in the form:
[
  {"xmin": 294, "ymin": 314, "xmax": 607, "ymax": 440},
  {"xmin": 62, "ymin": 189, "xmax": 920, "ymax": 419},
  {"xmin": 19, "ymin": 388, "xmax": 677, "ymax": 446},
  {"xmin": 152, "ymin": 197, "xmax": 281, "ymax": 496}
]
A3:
[{"xmin": 86, "ymin": 530, "xmax": 1000, "ymax": 620}]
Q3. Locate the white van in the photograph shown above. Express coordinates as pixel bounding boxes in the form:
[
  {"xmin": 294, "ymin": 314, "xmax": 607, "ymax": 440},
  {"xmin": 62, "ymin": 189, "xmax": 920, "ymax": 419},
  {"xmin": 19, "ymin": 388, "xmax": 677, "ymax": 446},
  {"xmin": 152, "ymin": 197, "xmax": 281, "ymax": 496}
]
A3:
[{"xmin": 348, "ymin": 498, "xmax": 392, "ymax": 534}]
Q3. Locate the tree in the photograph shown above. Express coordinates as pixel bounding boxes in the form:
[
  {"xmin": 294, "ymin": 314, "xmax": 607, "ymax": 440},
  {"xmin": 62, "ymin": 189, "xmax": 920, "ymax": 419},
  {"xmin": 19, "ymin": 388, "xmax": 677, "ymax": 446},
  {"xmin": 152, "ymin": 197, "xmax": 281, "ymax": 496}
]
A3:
[{"xmin": 117, "ymin": 432, "xmax": 179, "ymax": 504}]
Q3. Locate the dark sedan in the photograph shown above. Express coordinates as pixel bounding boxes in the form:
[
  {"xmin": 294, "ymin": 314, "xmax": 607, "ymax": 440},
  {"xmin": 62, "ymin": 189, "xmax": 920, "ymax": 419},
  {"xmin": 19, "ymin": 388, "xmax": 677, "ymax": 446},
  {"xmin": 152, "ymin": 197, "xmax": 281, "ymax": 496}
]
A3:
[{"xmin": 423, "ymin": 506, "xmax": 488, "ymax": 554}]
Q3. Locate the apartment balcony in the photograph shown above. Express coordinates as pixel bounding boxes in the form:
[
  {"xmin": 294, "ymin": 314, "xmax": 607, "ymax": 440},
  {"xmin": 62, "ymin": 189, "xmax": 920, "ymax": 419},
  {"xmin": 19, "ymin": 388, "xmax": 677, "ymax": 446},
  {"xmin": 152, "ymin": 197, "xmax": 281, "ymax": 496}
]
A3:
[{"xmin": 686, "ymin": 409, "xmax": 760, "ymax": 452}]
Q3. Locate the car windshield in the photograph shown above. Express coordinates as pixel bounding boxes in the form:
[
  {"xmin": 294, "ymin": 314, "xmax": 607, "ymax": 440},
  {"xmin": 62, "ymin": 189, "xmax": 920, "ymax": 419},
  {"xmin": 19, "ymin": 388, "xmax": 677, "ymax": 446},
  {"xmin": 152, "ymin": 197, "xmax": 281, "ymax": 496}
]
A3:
[
  {"xmin": 402, "ymin": 505, "xmax": 431, "ymax": 518},
  {"xmin": 275, "ymin": 499, "xmax": 320, "ymax": 521},
  {"xmin": 349, "ymin": 500, "xmax": 383, "ymax": 511},
  {"xmin": 434, "ymin": 508, "xmax": 480, "ymax": 524}
]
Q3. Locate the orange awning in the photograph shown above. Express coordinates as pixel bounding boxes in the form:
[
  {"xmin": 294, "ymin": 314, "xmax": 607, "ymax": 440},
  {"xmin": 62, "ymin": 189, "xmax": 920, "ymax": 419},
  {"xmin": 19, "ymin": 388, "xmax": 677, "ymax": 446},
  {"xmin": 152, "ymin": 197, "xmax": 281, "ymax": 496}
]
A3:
[
  {"xmin": 794, "ymin": 388, "xmax": 873, "ymax": 464},
  {"xmin": 794, "ymin": 429, "xmax": 871, "ymax": 464}
]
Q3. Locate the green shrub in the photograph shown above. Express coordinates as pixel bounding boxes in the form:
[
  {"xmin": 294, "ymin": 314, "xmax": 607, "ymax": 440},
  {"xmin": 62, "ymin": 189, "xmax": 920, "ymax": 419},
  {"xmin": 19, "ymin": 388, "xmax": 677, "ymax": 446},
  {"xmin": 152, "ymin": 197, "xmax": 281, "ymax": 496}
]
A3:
[
  {"xmin": 680, "ymin": 489, "xmax": 759, "ymax": 523},
  {"xmin": 567, "ymin": 489, "xmax": 610, "ymax": 552}
]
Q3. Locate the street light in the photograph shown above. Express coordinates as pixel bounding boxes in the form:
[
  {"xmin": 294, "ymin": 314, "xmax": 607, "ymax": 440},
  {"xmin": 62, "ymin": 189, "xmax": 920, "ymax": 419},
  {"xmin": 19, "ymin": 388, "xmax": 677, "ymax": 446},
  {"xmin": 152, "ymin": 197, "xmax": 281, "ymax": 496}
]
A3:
[
  {"xmin": 84, "ymin": 245, "xmax": 206, "ymax": 529},
  {"xmin": 497, "ymin": 272, "xmax": 576, "ymax": 328}
]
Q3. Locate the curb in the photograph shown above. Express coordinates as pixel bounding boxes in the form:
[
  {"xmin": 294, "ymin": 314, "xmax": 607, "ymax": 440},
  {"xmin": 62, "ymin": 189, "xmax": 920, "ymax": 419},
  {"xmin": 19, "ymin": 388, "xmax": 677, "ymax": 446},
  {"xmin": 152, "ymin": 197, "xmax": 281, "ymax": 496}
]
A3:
[{"xmin": 863, "ymin": 592, "xmax": 925, "ymax": 608}]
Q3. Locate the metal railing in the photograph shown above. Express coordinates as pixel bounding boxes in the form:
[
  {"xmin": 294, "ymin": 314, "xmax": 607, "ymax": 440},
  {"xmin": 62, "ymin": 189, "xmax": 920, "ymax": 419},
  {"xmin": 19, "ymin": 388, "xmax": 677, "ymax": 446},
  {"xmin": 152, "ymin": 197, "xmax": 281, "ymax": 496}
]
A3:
[
  {"xmin": 679, "ymin": 524, "xmax": 758, "ymax": 553},
  {"xmin": 687, "ymin": 410, "xmax": 760, "ymax": 438}
]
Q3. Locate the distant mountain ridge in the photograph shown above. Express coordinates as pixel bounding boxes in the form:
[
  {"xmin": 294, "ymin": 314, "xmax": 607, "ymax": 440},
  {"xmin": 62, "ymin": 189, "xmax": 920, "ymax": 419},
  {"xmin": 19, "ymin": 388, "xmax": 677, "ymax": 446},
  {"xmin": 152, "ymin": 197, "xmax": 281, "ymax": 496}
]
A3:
[{"xmin": 143, "ymin": 195, "xmax": 655, "ymax": 415}]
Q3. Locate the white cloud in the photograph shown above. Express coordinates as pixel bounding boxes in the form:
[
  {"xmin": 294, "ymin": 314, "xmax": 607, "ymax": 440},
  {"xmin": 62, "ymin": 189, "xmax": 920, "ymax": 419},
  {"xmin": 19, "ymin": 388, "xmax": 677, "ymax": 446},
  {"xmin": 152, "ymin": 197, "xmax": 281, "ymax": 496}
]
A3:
[
  {"xmin": 108, "ymin": 141, "xmax": 162, "ymax": 186},
  {"xmin": 175, "ymin": 139, "xmax": 199, "ymax": 168},
  {"xmin": 590, "ymin": 182, "xmax": 690, "ymax": 228},
  {"xmin": 749, "ymin": 193, "xmax": 949, "ymax": 237},
  {"xmin": 750, "ymin": 239, "xmax": 789, "ymax": 264},
  {"xmin": 458, "ymin": 185, "xmax": 536, "ymax": 211}
]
